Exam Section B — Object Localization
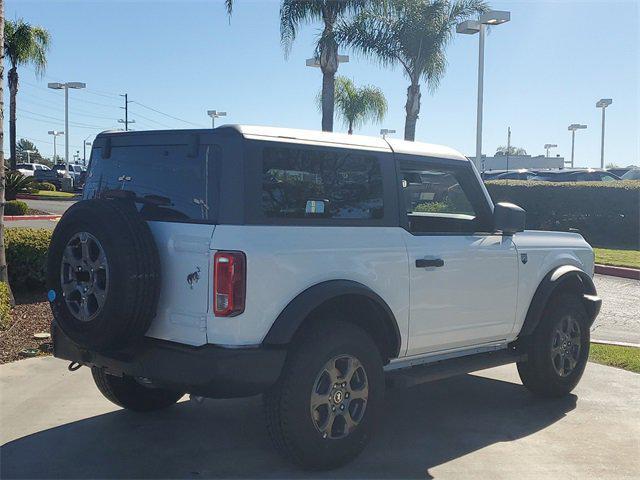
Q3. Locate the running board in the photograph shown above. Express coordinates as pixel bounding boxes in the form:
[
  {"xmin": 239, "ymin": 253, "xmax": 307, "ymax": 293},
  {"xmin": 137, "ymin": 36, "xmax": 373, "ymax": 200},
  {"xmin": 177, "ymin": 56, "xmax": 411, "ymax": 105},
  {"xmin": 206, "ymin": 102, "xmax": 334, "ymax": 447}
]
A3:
[{"xmin": 385, "ymin": 348, "xmax": 526, "ymax": 389}]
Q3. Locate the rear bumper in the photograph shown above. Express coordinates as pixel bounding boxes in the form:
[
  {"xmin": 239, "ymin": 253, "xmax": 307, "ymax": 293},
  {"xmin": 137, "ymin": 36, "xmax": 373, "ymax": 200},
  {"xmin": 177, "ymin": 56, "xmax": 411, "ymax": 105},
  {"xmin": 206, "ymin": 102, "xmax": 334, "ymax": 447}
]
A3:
[{"xmin": 52, "ymin": 323, "xmax": 286, "ymax": 398}]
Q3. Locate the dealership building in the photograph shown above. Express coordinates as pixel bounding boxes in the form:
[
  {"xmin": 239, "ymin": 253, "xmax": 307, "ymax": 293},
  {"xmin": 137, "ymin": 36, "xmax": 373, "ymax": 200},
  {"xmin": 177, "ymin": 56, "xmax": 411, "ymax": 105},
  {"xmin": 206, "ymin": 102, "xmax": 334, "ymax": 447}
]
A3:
[{"xmin": 472, "ymin": 154, "xmax": 565, "ymax": 172}]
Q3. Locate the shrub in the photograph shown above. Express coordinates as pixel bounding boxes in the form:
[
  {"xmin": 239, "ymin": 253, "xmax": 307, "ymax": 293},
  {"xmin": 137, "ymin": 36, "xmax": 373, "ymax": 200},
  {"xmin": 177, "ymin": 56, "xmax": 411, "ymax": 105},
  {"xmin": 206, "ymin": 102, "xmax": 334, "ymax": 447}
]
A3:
[
  {"xmin": 4, "ymin": 200, "xmax": 29, "ymax": 216},
  {"xmin": 5, "ymin": 228, "xmax": 52, "ymax": 291},
  {"xmin": 486, "ymin": 180, "xmax": 640, "ymax": 249},
  {"xmin": 0, "ymin": 282, "xmax": 12, "ymax": 329},
  {"xmin": 39, "ymin": 182, "xmax": 57, "ymax": 192},
  {"xmin": 5, "ymin": 170, "xmax": 36, "ymax": 200}
]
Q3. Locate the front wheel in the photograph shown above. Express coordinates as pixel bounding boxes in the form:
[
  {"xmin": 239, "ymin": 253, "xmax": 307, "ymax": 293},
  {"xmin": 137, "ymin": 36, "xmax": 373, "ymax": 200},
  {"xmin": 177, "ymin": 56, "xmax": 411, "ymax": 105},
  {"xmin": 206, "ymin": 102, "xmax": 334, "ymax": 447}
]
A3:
[
  {"xmin": 264, "ymin": 321, "xmax": 384, "ymax": 470},
  {"xmin": 92, "ymin": 368, "xmax": 184, "ymax": 412},
  {"xmin": 517, "ymin": 293, "xmax": 590, "ymax": 398}
]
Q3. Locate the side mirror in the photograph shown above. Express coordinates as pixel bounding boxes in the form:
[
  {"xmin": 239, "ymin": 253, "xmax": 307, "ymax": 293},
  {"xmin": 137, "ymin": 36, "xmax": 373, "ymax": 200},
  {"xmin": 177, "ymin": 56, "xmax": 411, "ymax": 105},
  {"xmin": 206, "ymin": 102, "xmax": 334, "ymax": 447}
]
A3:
[{"xmin": 493, "ymin": 202, "xmax": 526, "ymax": 235}]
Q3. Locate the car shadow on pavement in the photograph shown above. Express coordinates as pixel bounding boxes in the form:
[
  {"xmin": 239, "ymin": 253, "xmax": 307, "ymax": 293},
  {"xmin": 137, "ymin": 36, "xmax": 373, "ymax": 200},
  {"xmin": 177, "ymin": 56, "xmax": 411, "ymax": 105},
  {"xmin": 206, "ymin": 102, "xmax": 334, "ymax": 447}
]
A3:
[{"xmin": 0, "ymin": 371, "xmax": 576, "ymax": 479}]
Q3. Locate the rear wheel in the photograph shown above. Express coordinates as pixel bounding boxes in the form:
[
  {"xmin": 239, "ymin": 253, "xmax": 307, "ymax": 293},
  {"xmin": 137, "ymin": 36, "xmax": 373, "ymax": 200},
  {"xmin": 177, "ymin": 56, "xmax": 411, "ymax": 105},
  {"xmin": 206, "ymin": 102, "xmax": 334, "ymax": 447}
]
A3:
[
  {"xmin": 264, "ymin": 321, "xmax": 384, "ymax": 470},
  {"xmin": 92, "ymin": 368, "xmax": 183, "ymax": 412},
  {"xmin": 517, "ymin": 293, "xmax": 590, "ymax": 398}
]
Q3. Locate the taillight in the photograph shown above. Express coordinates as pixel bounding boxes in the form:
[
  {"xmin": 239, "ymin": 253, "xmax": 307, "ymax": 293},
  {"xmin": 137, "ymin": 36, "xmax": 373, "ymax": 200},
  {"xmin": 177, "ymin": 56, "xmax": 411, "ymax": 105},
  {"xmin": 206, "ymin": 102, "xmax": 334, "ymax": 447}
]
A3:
[{"xmin": 213, "ymin": 251, "xmax": 246, "ymax": 317}]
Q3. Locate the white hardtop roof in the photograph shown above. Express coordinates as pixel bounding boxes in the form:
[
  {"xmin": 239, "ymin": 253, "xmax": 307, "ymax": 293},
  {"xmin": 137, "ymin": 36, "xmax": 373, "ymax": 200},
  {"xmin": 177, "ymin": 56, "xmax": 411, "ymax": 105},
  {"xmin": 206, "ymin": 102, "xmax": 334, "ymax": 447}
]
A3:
[{"xmin": 225, "ymin": 124, "xmax": 469, "ymax": 163}]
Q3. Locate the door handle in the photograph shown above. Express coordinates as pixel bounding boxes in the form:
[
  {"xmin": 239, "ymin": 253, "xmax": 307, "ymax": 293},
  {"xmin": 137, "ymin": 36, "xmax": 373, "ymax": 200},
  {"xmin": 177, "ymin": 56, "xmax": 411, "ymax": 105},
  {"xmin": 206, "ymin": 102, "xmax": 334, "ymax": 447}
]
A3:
[{"xmin": 415, "ymin": 258, "xmax": 445, "ymax": 268}]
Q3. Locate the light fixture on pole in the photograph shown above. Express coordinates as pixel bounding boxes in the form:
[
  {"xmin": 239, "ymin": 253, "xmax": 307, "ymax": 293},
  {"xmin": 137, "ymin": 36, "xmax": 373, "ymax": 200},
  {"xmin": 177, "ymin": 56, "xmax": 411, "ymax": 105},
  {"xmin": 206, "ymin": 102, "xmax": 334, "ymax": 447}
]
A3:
[
  {"xmin": 544, "ymin": 143, "xmax": 558, "ymax": 157},
  {"xmin": 567, "ymin": 124, "xmax": 587, "ymax": 168},
  {"xmin": 207, "ymin": 110, "xmax": 227, "ymax": 128},
  {"xmin": 457, "ymin": 10, "xmax": 511, "ymax": 173},
  {"xmin": 380, "ymin": 129, "xmax": 396, "ymax": 138},
  {"xmin": 48, "ymin": 130, "xmax": 64, "ymax": 163},
  {"xmin": 596, "ymin": 98, "xmax": 612, "ymax": 169},
  {"xmin": 48, "ymin": 82, "xmax": 86, "ymax": 178},
  {"xmin": 23, "ymin": 149, "xmax": 36, "ymax": 163},
  {"xmin": 305, "ymin": 55, "xmax": 349, "ymax": 68}
]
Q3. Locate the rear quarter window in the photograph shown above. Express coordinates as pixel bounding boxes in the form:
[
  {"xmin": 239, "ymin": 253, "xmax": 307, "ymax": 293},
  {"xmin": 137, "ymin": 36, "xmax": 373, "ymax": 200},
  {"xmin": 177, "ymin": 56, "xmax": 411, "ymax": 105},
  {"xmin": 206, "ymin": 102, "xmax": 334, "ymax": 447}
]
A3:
[{"xmin": 261, "ymin": 145, "xmax": 384, "ymax": 220}]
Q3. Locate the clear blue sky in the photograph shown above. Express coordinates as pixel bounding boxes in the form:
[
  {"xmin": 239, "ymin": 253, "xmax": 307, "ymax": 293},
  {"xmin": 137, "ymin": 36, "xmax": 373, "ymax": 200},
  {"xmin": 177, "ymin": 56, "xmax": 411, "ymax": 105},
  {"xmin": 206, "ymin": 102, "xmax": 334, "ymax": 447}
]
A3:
[{"xmin": 3, "ymin": 0, "xmax": 639, "ymax": 167}]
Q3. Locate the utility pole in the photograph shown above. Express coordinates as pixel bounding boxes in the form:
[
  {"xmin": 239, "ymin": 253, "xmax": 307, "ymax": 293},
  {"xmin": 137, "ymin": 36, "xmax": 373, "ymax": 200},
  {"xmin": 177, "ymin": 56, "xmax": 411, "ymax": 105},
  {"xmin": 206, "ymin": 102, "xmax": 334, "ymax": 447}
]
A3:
[
  {"xmin": 506, "ymin": 126, "xmax": 511, "ymax": 173},
  {"xmin": 119, "ymin": 93, "xmax": 135, "ymax": 131}
]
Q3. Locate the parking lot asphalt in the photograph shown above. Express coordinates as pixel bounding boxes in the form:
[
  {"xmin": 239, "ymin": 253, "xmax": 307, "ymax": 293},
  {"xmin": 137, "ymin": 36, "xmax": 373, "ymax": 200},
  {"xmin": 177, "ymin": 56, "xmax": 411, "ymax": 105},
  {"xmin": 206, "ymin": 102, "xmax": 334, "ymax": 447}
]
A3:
[
  {"xmin": 1, "ymin": 357, "xmax": 638, "ymax": 479},
  {"xmin": 592, "ymin": 275, "xmax": 640, "ymax": 345}
]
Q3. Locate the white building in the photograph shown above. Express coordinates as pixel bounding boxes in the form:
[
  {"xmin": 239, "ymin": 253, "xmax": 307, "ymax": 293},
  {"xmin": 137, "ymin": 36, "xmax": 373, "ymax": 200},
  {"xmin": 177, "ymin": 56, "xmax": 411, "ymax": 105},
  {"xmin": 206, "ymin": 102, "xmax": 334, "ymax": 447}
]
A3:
[{"xmin": 472, "ymin": 154, "xmax": 565, "ymax": 172}]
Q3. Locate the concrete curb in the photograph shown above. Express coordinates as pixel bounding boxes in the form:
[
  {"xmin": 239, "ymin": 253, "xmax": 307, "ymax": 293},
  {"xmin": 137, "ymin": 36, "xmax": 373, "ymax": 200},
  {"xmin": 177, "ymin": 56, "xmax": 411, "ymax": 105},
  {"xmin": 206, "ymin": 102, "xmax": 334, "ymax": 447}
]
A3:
[
  {"xmin": 595, "ymin": 264, "xmax": 640, "ymax": 280},
  {"xmin": 4, "ymin": 214, "xmax": 61, "ymax": 221},
  {"xmin": 16, "ymin": 194, "xmax": 78, "ymax": 201},
  {"xmin": 591, "ymin": 339, "xmax": 640, "ymax": 349}
]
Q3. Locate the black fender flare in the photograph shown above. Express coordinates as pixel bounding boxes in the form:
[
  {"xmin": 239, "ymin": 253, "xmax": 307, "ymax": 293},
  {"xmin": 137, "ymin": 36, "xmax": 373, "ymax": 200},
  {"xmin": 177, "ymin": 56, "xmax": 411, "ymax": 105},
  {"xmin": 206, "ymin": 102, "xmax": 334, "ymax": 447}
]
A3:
[
  {"xmin": 262, "ymin": 280, "xmax": 401, "ymax": 359},
  {"xmin": 520, "ymin": 265, "xmax": 601, "ymax": 338}
]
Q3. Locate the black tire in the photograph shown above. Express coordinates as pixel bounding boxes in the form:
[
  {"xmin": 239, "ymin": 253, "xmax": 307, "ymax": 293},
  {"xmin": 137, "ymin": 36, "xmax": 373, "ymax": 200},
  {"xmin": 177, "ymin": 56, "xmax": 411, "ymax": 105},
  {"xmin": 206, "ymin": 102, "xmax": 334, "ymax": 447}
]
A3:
[
  {"xmin": 92, "ymin": 368, "xmax": 183, "ymax": 412},
  {"xmin": 47, "ymin": 199, "xmax": 161, "ymax": 351},
  {"xmin": 517, "ymin": 293, "xmax": 590, "ymax": 398},
  {"xmin": 264, "ymin": 321, "xmax": 384, "ymax": 470}
]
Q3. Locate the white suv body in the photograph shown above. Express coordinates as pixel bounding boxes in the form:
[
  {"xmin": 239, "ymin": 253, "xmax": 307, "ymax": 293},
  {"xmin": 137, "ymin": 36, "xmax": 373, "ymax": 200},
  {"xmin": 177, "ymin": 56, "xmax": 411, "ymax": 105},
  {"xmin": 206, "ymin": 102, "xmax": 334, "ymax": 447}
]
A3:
[{"xmin": 50, "ymin": 125, "xmax": 600, "ymax": 469}]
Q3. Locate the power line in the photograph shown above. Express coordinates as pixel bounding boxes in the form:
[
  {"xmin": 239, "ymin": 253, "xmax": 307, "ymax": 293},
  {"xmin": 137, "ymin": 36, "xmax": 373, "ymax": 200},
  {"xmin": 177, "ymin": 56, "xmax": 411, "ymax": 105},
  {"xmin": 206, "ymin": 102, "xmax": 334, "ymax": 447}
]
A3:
[
  {"xmin": 131, "ymin": 101, "xmax": 206, "ymax": 127},
  {"xmin": 20, "ymin": 96, "xmax": 118, "ymax": 121},
  {"xmin": 19, "ymin": 108, "xmax": 111, "ymax": 129},
  {"xmin": 127, "ymin": 109, "xmax": 174, "ymax": 128}
]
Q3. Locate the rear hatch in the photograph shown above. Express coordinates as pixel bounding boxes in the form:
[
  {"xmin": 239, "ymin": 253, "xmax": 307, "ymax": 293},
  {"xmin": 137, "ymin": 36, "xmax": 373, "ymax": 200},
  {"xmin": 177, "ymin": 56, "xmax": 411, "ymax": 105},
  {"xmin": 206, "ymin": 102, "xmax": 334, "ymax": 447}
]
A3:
[{"xmin": 85, "ymin": 131, "xmax": 220, "ymax": 346}]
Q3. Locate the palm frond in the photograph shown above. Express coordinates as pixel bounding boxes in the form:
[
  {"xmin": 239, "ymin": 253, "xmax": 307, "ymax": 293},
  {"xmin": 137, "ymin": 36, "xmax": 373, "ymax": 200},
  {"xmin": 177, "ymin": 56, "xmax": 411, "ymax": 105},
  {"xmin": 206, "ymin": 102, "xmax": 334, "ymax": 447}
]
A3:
[
  {"xmin": 331, "ymin": 76, "xmax": 388, "ymax": 133},
  {"xmin": 4, "ymin": 19, "xmax": 51, "ymax": 76}
]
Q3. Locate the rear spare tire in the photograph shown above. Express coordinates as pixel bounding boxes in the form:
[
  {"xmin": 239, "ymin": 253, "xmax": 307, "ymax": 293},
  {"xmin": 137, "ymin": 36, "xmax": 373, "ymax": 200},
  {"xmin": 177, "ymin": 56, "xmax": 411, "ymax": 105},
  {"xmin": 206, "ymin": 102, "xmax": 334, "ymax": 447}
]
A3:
[{"xmin": 47, "ymin": 199, "xmax": 161, "ymax": 350}]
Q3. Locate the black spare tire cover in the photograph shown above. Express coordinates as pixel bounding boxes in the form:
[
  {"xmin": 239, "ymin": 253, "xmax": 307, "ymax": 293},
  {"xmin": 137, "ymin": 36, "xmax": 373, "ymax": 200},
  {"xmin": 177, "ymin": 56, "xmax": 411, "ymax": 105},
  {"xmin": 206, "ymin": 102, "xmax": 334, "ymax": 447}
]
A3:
[{"xmin": 47, "ymin": 199, "xmax": 161, "ymax": 350}]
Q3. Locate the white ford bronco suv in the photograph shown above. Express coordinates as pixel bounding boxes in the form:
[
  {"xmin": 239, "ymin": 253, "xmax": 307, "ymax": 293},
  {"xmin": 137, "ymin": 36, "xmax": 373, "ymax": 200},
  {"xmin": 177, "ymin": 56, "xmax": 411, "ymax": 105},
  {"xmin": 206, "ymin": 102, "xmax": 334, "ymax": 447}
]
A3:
[{"xmin": 49, "ymin": 125, "xmax": 601, "ymax": 470}]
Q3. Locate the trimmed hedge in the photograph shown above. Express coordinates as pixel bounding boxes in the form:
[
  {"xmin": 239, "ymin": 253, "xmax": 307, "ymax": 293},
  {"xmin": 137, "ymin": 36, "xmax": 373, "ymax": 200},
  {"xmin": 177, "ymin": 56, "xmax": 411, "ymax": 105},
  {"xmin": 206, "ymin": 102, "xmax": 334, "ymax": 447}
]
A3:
[
  {"xmin": 486, "ymin": 180, "xmax": 640, "ymax": 249},
  {"xmin": 39, "ymin": 182, "xmax": 57, "ymax": 192},
  {"xmin": 5, "ymin": 228, "xmax": 52, "ymax": 291},
  {"xmin": 4, "ymin": 200, "xmax": 29, "ymax": 216},
  {"xmin": 0, "ymin": 282, "xmax": 11, "ymax": 329}
]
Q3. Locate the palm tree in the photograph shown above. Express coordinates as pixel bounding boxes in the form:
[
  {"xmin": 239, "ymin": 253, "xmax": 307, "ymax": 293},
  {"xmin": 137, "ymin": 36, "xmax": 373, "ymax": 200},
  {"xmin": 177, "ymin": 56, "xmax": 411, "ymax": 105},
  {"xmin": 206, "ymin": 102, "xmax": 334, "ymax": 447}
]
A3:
[
  {"xmin": 3, "ymin": 19, "xmax": 50, "ymax": 170},
  {"xmin": 0, "ymin": 0, "xmax": 14, "ymax": 304},
  {"xmin": 325, "ymin": 76, "xmax": 387, "ymax": 134},
  {"xmin": 337, "ymin": 0, "xmax": 487, "ymax": 141},
  {"xmin": 280, "ymin": 0, "xmax": 366, "ymax": 132}
]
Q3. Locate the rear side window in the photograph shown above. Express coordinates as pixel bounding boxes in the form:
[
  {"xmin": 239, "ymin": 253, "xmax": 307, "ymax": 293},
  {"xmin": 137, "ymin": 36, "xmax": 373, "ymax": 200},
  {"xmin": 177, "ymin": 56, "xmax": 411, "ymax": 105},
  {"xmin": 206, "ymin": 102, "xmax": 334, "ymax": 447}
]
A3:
[
  {"xmin": 86, "ymin": 144, "xmax": 215, "ymax": 222},
  {"xmin": 261, "ymin": 146, "xmax": 383, "ymax": 220}
]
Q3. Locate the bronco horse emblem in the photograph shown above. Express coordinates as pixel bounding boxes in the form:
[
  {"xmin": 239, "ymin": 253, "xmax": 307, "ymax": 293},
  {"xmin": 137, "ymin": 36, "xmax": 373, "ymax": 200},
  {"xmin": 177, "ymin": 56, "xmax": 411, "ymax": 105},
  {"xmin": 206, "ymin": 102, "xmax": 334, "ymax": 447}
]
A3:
[{"xmin": 187, "ymin": 267, "xmax": 201, "ymax": 289}]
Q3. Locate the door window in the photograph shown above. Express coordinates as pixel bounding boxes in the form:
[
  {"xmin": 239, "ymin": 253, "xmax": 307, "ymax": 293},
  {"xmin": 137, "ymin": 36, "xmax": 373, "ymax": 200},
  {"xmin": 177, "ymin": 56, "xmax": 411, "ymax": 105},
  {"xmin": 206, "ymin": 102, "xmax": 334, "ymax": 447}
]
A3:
[{"xmin": 399, "ymin": 161, "xmax": 490, "ymax": 234}]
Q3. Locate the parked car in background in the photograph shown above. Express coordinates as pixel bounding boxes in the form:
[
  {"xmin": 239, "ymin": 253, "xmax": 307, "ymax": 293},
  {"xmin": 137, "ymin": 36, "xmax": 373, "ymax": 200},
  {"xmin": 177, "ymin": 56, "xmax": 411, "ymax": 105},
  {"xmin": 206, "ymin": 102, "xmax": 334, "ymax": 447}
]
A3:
[
  {"xmin": 534, "ymin": 169, "xmax": 621, "ymax": 182},
  {"xmin": 16, "ymin": 163, "xmax": 51, "ymax": 177},
  {"xmin": 621, "ymin": 168, "xmax": 640, "ymax": 180},
  {"xmin": 34, "ymin": 165, "xmax": 65, "ymax": 189},
  {"xmin": 606, "ymin": 167, "xmax": 631, "ymax": 178},
  {"xmin": 47, "ymin": 164, "xmax": 86, "ymax": 189},
  {"xmin": 483, "ymin": 169, "xmax": 541, "ymax": 181}
]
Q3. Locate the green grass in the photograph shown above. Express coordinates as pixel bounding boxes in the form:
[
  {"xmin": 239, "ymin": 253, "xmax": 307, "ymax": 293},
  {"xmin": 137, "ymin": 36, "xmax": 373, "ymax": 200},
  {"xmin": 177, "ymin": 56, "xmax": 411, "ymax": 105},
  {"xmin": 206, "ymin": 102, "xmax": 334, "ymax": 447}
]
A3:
[
  {"xmin": 594, "ymin": 248, "xmax": 640, "ymax": 269},
  {"xmin": 33, "ymin": 190, "xmax": 76, "ymax": 198},
  {"xmin": 589, "ymin": 343, "xmax": 640, "ymax": 373}
]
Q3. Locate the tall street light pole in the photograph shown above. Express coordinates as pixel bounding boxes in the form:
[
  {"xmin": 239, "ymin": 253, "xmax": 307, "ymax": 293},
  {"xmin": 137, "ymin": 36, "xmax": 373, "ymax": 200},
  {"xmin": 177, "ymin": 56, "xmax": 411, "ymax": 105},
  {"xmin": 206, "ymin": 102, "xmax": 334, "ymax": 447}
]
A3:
[
  {"xmin": 207, "ymin": 110, "xmax": 227, "ymax": 128},
  {"xmin": 596, "ymin": 98, "xmax": 612, "ymax": 169},
  {"xmin": 48, "ymin": 130, "xmax": 64, "ymax": 163},
  {"xmin": 457, "ymin": 10, "xmax": 511, "ymax": 173},
  {"xmin": 544, "ymin": 143, "xmax": 557, "ymax": 158},
  {"xmin": 568, "ymin": 124, "xmax": 587, "ymax": 168},
  {"xmin": 48, "ymin": 82, "xmax": 86, "ymax": 177},
  {"xmin": 83, "ymin": 134, "xmax": 92, "ymax": 165}
]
